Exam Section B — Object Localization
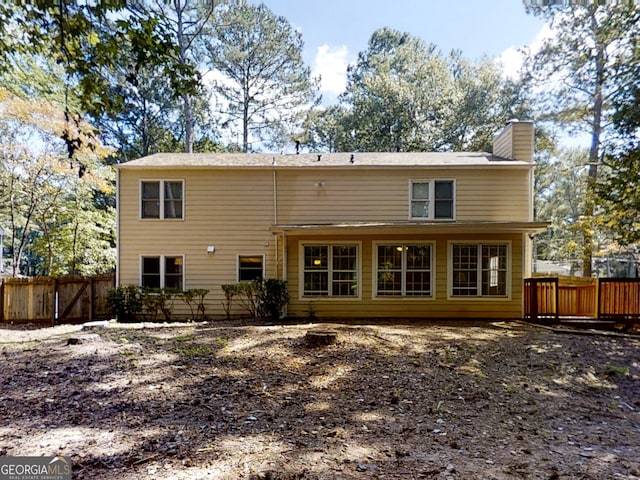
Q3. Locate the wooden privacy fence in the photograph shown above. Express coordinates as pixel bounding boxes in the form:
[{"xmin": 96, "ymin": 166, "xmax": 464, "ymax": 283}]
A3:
[
  {"xmin": 525, "ymin": 276, "xmax": 640, "ymax": 326},
  {"xmin": 598, "ymin": 278, "xmax": 640, "ymax": 322},
  {"xmin": 0, "ymin": 272, "xmax": 115, "ymax": 325}
]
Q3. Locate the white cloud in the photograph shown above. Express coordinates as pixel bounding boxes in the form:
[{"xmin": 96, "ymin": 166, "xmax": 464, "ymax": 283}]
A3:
[
  {"xmin": 312, "ymin": 44, "xmax": 350, "ymax": 97},
  {"xmin": 498, "ymin": 23, "xmax": 554, "ymax": 80}
]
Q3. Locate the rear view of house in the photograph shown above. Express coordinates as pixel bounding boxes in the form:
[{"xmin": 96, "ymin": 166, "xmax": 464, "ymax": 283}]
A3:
[{"xmin": 116, "ymin": 120, "xmax": 547, "ymax": 320}]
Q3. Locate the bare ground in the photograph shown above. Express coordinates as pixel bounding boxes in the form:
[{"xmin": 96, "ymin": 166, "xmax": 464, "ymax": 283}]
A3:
[{"xmin": 1, "ymin": 319, "xmax": 639, "ymax": 480}]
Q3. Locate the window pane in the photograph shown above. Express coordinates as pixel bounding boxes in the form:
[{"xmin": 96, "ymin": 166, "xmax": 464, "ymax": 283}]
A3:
[
  {"xmin": 406, "ymin": 245, "xmax": 431, "ymax": 296},
  {"xmin": 411, "ymin": 182, "xmax": 430, "ymax": 218},
  {"xmin": 434, "ymin": 181, "xmax": 454, "ymax": 219},
  {"xmin": 304, "ymin": 246, "xmax": 329, "ymax": 296},
  {"xmin": 142, "ymin": 182, "xmax": 160, "ymax": 199},
  {"xmin": 434, "ymin": 199, "xmax": 453, "ymax": 219},
  {"xmin": 434, "ymin": 181, "xmax": 453, "ymax": 199},
  {"xmin": 142, "ymin": 257, "xmax": 161, "ymax": 288},
  {"xmin": 332, "ymin": 272, "xmax": 357, "ymax": 296},
  {"xmin": 164, "ymin": 182, "xmax": 183, "ymax": 219},
  {"xmin": 406, "ymin": 271, "xmax": 431, "ymax": 295},
  {"xmin": 239, "ymin": 256, "xmax": 263, "ymax": 281},
  {"xmin": 412, "ymin": 182, "xmax": 429, "ymax": 200},
  {"xmin": 141, "ymin": 182, "xmax": 160, "ymax": 218},
  {"xmin": 332, "ymin": 246, "xmax": 357, "ymax": 297},
  {"xmin": 165, "ymin": 256, "xmax": 183, "ymax": 290},
  {"xmin": 411, "ymin": 201, "xmax": 429, "ymax": 218},
  {"xmin": 406, "ymin": 245, "xmax": 430, "ymax": 269},
  {"xmin": 377, "ymin": 245, "xmax": 403, "ymax": 296},
  {"xmin": 304, "ymin": 272, "xmax": 328, "ymax": 296},
  {"xmin": 377, "ymin": 271, "xmax": 402, "ymax": 296},
  {"xmin": 332, "ymin": 245, "xmax": 356, "ymax": 271},
  {"xmin": 304, "ymin": 246, "xmax": 327, "ymax": 270},
  {"xmin": 482, "ymin": 245, "xmax": 507, "ymax": 296},
  {"xmin": 452, "ymin": 244, "xmax": 478, "ymax": 296},
  {"xmin": 378, "ymin": 245, "xmax": 402, "ymax": 269}
]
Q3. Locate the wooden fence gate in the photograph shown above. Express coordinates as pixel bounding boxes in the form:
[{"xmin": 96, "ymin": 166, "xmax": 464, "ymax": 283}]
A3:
[{"xmin": 0, "ymin": 272, "xmax": 115, "ymax": 325}]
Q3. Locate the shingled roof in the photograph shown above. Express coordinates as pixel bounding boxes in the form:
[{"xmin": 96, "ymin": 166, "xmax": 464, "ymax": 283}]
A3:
[{"xmin": 117, "ymin": 151, "xmax": 530, "ymax": 169}]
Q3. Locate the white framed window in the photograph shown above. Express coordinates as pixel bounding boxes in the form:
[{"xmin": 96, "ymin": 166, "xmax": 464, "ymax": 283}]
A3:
[
  {"xmin": 141, "ymin": 180, "xmax": 184, "ymax": 219},
  {"xmin": 238, "ymin": 255, "xmax": 264, "ymax": 281},
  {"xmin": 449, "ymin": 242, "xmax": 510, "ymax": 298},
  {"xmin": 410, "ymin": 179, "xmax": 455, "ymax": 220},
  {"xmin": 375, "ymin": 242, "xmax": 434, "ymax": 297},
  {"xmin": 300, "ymin": 242, "xmax": 360, "ymax": 298},
  {"xmin": 141, "ymin": 255, "xmax": 184, "ymax": 290}
]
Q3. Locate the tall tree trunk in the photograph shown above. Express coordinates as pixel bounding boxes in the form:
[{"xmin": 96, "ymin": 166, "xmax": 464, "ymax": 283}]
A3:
[
  {"xmin": 582, "ymin": 11, "xmax": 606, "ymax": 278},
  {"xmin": 183, "ymin": 92, "xmax": 193, "ymax": 153},
  {"xmin": 243, "ymin": 81, "xmax": 250, "ymax": 153},
  {"xmin": 174, "ymin": 0, "xmax": 193, "ymax": 153}
]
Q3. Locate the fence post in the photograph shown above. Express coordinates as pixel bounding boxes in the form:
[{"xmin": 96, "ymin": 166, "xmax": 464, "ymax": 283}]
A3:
[
  {"xmin": 89, "ymin": 276, "xmax": 94, "ymax": 322},
  {"xmin": 0, "ymin": 279, "xmax": 4, "ymax": 323},
  {"xmin": 51, "ymin": 277, "xmax": 57, "ymax": 327},
  {"xmin": 530, "ymin": 279, "xmax": 538, "ymax": 322}
]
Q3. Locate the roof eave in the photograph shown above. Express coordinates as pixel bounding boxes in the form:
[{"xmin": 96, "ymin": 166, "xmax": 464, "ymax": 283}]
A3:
[{"xmin": 270, "ymin": 221, "xmax": 550, "ymax": 236}]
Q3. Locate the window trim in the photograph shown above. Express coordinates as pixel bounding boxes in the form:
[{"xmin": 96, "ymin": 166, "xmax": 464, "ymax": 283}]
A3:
[
  {"xmin": 409, "ymin": 179, "xmax": 456, "ymax": 221},
  {"xmin": 372, "ymin": 241, "xmax": 436, "ymax": 299},
  {"xmin": 237, "ymin": 254, "xmax": 265, "ymax": 282},
  {"xmin": 298, "ymin": 241, "xmax": 361, "ymax": 301},
  {"xmin": 139, "ymin": 254, "xmax": 185, "ymax": 290},
  {"xmin": 447, "ymin": 241, "xmax": 511, "ymax": 300},
  {"xmin": 139, "ymin": 179, "xmax": 185, "ymax": 220}
]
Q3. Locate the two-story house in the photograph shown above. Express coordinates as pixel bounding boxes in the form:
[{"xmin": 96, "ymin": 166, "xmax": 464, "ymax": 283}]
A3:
[{"xmin": 116, "ymin": 120, "xmax": 548, "ymax": 320}]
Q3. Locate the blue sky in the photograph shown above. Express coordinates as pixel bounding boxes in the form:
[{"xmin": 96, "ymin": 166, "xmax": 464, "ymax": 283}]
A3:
[{"xmin": 254, "ymin": 0, "xmax": 547, "ymax": 102}]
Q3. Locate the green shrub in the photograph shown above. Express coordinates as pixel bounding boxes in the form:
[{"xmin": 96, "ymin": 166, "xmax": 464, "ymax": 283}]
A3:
[
  {"xmin": 255, "ymin": 278, "xmax": 289, "ymax": 320},
  {"xmin": 180, "ymin": 289, "xmax": 209, "ymax": 321},
  {"xmin": 221, "ymin": 279, "xmax": 289, "ymax": 320},
  {"xmin": 142, "ymin": 288, "xmax": 179, "ymax": 321},
  {"xmin": 236, "ymin": 281, "xmax": 258, "ymax": 319},
  {"xmin": 106, "ymin": 285, "xmax": 143, "ymax": 322},
  {"xmin": 221, "ymin": 283, "xmax": 242, "ymax": 319}
]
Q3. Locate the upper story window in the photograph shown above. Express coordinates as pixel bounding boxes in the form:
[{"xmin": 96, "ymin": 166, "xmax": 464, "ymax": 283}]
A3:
[
  {"xmin": 302, "ymin": 243, "xmax": 359, "ymax": 298},
  {"xmin": 141, "ymin": 180, "xmax": 184, "ymax": 219},
  {"xmin": 410, "ymin": 179, "xmax": 455, "ymax": 220}
]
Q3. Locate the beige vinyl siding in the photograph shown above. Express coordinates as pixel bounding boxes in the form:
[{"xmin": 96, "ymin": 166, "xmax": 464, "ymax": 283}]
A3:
[
  {"xmin": 118, "ymin": 168, "xmax": 277, "ymax": 318},
  {"xmin": 493, "ymin": 127, "xmax": 513, "ymax": 159},
  {"xmin": 276, "ymin": 168, "xmax": 530, "ymax": 224},
  {"xmin": 118, "ymin": 165, "xmax": 530, "ymax": 319},
  {"xmin": 285, "ymin": 233, "xmax": 524, "ymax": 319},
  {"xmin": 493, "ymin": 121, "xmax": 534, "ymax": 162}
]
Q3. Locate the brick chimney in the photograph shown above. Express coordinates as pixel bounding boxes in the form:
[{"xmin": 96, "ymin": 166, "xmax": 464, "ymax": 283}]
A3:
[{"xmin": 493, "ymin": 119, "xmax": 534, "ymax": 162}]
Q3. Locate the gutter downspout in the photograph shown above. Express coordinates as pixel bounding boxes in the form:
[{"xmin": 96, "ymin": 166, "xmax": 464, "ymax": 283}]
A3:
[
  {"xmin": 273, "ymin": 167, "xmax": 288, "ymax": 317},
  {"xmin": 116, "ymin": 168, "xmax": 121, "ymax": 287}
]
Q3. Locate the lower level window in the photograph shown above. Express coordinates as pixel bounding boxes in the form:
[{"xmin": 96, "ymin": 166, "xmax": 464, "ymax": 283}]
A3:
[
  {"xmin": 303, "ymin": 244, "xmax": 358, "ymax": 297},
  {"xmin": 376, "ymin": 243, "xmax": 433, "ymax": 297},
  {"xmin": 238, "ymin": 255, "xmax": 264, "ymax": 281},
  {"xmin": 141, "ymin": 255, "xmax": 184, "ymax": 290},
  {"xmin": 451, "ymin": 243, "xmax": 508, "ymax": 297}
]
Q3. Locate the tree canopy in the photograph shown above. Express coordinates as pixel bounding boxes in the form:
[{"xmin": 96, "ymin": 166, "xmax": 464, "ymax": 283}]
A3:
[
  {"xmin": 205, "ymin": 3, "xmax": 320, "ymax": 153},
  {"xmin": 524, "ymin": 1, "xmax": 640, "ymax": 275},
  {"xmin": 306, "ymin": 28, "xmax": 534, "ymax": 154}
]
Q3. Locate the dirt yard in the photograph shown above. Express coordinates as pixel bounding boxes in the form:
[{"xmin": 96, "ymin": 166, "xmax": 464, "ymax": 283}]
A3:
[{"xmin": 0, "ymin": 319, "xmax": 639, "ymax": 480}]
